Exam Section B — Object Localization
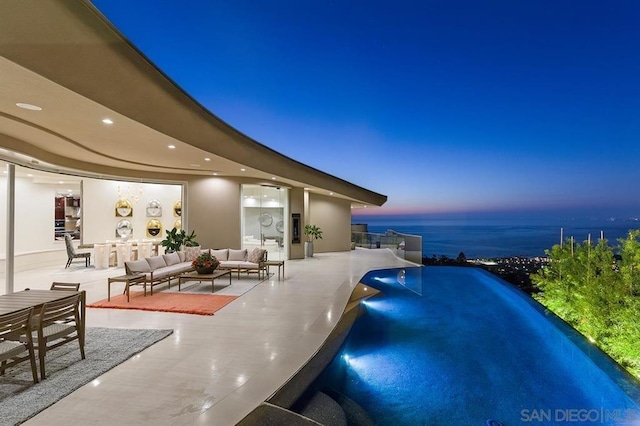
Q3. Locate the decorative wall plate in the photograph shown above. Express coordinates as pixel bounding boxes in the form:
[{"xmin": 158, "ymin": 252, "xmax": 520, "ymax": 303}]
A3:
[
  {"xmin": 115, "ymin": 198, "xmax": 133, "ymax": 217},
  {"xmin": 259, "ymin": 212, "xmax": 273, "ymax": 227},
  {"xmin": 276, "ymin": 220, "xmax": 284, "ymax": 232},
  {"xmin": 173, "ymin": 219, "xmax": 182, "ymax": 230},
  {"xmin": 146, "ymin": 219, "xmax": 162, "ymax": 237},
  {"xmin": 146, "ymin": 199, "xmax": 162, "ymax": 217},
  {"xmin": 173, "ymin": 200, "xmax": 182, "ymax": 217},
  {"xmin": 116, "ymin": 219, "xmax": 132, "ymax": 238}
]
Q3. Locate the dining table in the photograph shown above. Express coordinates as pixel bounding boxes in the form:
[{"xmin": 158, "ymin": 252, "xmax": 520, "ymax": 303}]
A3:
[{"xmin": 0, "ymin": 289, "xmax": 86, "ymax": 341}]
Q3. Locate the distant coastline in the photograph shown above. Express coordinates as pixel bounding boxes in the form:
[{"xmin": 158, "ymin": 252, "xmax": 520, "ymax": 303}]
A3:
[{"xmin": 356, "ymin": 215, "xmax": 640, "ymax": 259}]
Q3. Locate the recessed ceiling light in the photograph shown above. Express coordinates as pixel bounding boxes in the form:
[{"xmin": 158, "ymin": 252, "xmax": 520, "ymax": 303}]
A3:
[
  {"xmin": 204, "ymin": 158, "xmax": 211, "ymax": 162},
  {"xmin": 168, "ymin": 145, "xmax": 176, "ymax": 149},
  {"xmin": 240, "ymin": 168, "xmax": 246, "ymax": 172},
  {"xmin": 212, "ymin": 172, "xmax": 218, "ymax": 176},
  {"xmin": 27, "ymin": 174, "xmax": 33, "ymax": 177},
  {"xmin": 271, "ymin": 177, "xmax": 276, "ymax": 180},
  {"xmin": 59, "ymin": 181, "xmax": 64, "ymax": 184},
  {"xmin": 16, "ymin": 103, "xmax": 42, "ymax": 111},
  {"xmin": 102, "ymin": 118, "xmax": 114, "ymax": 125},
  {"xmin": 329, "ymin": 192, "xmax": 334, "ymax": 195}
]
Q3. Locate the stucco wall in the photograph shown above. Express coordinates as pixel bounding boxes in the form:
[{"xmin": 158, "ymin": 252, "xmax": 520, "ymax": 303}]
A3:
[
  {"xmin": 186, "ymin": 176, "xmax": 241, "ymax": 250},
  {"xmin": 307, "ymin": 194, "xmax": 352, "ymax": 253}
]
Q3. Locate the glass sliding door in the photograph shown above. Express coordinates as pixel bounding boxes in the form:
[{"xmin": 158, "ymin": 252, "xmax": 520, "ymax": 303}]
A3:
[{"xmin": 241, "ymin": 184, "xmax": 287, "ymax": 261}]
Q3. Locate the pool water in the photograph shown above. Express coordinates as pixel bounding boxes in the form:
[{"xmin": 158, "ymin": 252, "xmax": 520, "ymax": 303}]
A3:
[{"xmin": 315, "ymin": 267, "xmax": 640, "ymax": 425}]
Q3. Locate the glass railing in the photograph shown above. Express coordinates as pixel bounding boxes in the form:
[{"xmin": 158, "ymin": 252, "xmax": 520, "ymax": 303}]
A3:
[{"xmin": 351, "ymin": 229, "xmax": 422, "ymax": 264}]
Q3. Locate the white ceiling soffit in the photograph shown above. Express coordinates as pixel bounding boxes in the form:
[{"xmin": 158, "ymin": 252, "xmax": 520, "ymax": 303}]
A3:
[{"xmin": 0, "ymin": 0, "xmax": 387, "ymax": 207}]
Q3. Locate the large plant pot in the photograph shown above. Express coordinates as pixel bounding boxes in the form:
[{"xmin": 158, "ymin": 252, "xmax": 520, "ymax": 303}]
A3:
[
  {"xmin": 196, "ymin": 267, "xmax": 215, "ymax": 274},
  {"xmin": 304, "ymin": 242, "xmax": 314, "ymax": 258}
]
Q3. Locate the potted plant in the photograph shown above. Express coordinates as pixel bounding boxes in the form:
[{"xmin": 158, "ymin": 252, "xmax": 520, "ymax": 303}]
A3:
[
  {"xmin": 304, "ymin": 224, "xmax": 323, "ymax": 257},
  {"xmin": 192, "ymin": 252, "xmax": 219, "ymax": 274},
  {"xmin": 161, "ymin": 227, "xmax": 198, "ymax": 252}
]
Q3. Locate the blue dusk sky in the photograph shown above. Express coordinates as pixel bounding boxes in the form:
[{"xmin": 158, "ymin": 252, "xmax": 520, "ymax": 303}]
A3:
[{"xmin": 92, "ymin": 1, "xmax": 640, "ymax": 219}]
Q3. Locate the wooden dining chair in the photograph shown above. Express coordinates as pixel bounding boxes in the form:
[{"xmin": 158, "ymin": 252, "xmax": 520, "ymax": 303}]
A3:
[
  {"xmin": 34, "ymin": 293, "xmax": 85, "ymax": 380},
  {"xmin": 0, "ymin": 307, "xmax": 39, "ymax": 383},
  {"xmin": 50, "ymin": 282, "xmax": 81, "ymax": 291}
]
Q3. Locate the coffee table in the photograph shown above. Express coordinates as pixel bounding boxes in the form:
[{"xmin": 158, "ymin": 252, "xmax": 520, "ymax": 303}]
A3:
[{"xmin": 178, "ymin": 269, "xmax": 231, "ymax": 293}]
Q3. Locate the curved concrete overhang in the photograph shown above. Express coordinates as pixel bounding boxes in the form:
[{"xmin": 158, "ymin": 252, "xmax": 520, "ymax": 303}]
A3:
[{"xmin": 0, "ymin": 0, "xmax": 387, "ymax": 207}]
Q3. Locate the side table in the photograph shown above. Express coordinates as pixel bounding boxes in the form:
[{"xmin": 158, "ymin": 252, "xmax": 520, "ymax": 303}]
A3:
[
  {"xmin": 264, "ymin": 260, "xmax": 285, "ymax": 280},
  {"xmin": 107, "ymin": 273, "xmax": 146, "ymax": 302}
]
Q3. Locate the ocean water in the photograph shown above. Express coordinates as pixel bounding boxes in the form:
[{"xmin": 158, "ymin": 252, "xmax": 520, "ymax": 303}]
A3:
[{"xmin": 360, "ymin": 216, "xmax": 640, "ymax": 259}]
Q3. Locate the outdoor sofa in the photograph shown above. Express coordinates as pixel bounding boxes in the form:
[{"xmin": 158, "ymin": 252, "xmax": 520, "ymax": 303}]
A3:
[{"xmin": 124, "ymin": 247, "xmax": 268, "ymax": 294}]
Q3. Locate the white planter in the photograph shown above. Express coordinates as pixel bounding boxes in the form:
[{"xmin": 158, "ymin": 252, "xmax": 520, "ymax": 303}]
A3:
[{"xmin": 304, "ymin": 241, "xmax": 314, "ymax": 258}]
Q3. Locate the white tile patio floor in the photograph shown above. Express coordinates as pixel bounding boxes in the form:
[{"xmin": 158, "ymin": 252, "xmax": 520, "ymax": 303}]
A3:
[{"xmin": 9, "ymin": 248, "xmax": 413, "ymax": 426}]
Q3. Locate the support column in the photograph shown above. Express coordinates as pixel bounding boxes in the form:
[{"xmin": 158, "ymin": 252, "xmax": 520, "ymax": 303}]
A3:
[{"xmin": 5, "ymin": 163, "xmax": 15, "ymax": 294}]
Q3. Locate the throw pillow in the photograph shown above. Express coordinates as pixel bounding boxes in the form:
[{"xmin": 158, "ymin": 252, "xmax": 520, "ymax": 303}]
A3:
[
  {"xmin": 248, "ymin": 247, "xmax": 265, "ymax": 263},
  {"xmin": 184, "ymin": 245, "xmax": 202, "ymax": 262}
]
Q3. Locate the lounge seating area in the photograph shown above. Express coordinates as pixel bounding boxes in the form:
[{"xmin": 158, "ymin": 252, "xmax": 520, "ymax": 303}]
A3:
[{"xmin": 124, "ymin": 247, "xmax": 268, "ymax": 295}]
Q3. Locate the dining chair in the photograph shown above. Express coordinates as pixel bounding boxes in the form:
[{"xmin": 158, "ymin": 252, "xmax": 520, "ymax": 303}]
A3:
[
  {"xmin": 0, "ymin": 307, "xmax": 39, "ymax": 383},
  {"xmin": 33, "ymin": 293, "xmax": 85, "ymax": 379},
  {"xmin": 50, "ymin": 282, "xmax": 81, "ymax": 291},
  {"xmin": 64, "ymin": 233, "xmax": 91, "ymax": 268}
]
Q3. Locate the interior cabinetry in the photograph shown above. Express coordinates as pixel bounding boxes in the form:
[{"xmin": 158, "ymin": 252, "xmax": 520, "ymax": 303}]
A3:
[{"xmin": 55, "ymin": 196, "xmax": 81, "ymax": 240}]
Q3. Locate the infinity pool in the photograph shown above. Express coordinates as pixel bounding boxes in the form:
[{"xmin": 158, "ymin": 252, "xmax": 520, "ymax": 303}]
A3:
[{"xmin": 315, "ymin": 267, "xmax": 640, "ymax": 425}]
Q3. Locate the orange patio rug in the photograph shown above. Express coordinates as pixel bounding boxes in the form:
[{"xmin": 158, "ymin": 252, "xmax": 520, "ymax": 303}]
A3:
[{"xmin": 88, "ymin": 291, "xmax": 238, "ymax": 316}]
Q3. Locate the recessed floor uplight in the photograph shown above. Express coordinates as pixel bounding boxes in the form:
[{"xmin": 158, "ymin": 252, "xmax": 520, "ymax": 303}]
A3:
[
  {"xmin": 16, "ymin": 102, "xmax": 42, "ymax": 111},
  {"xmin": 240, "ymin": 168, "xmax": 246, "ymax": 172},
  {"xmin": 102, "ymin": 118, "xmax": 114, "ymax": 125},
  {"xmin": 204, "ymin": 158, "xmax": 211, "ymax": 161},
  {"xmin": 168, "ymin": 145, "xmax": 176, "ymax": 149}
]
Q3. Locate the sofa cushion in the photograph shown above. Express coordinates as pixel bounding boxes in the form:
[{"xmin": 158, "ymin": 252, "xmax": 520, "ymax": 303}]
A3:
[
  {"xmin": 248, "ymin": 247, "xmax": 266, "ymax": 264},
  {"xmin": 237, "ymin": 261, "xmax": 262, "ymax": 270},
  {"xmin": 228, "ymin": 249, "xmax": 247, "ymax": 261},
  {"xmin": 177, "ymin": 251, "xmax": 186, "ymax": 262},
  {"xmin": 126, "ymin": 259, "xmax": 151, "ymax": 274},
  {"xmin": 184, "ymin": 245, "xmax": 201, "ymax": 262},
  {"xmin": 210, "ymin": 249, "xmax": 228, "ymax": 261},
  {"xmin": 162, "ymin": 252, "xmax": 181, "ymax": 266},
  {"xmin": 146, "ymin": 255, "xmax": 167, "ymax": 270}
]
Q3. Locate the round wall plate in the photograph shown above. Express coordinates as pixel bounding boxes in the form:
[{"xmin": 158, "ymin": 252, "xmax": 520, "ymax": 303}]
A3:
[{"xmin": 259, "ymin": 212, "xmax": 273, "ymax": 227}]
